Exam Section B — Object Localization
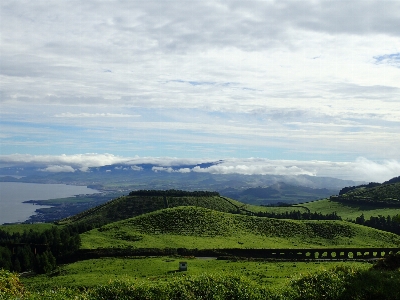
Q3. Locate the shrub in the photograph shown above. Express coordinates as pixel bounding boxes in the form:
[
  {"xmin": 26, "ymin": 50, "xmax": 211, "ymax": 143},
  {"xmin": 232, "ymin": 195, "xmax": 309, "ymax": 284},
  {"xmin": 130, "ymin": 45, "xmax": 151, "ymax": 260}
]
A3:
[
  {"xmin": 282, "ymin": 265, "xmax": 400, "ymax": 300},
  {"xmin": 373, "ymin": 252, "xmax": 400, "ymax": 270},
  {"xmin": 0, "ymin": 269, "xmax": 26, "ymax": 298}
]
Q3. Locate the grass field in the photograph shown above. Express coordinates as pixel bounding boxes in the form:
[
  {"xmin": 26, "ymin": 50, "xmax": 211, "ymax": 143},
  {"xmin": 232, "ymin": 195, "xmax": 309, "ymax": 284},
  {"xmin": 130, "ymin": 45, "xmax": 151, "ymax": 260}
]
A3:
[
  {"xmin": 80, "ymin": 206, "xmax": 400, "ymax": 250},
  {"xmin": 21, "ymin": 256, "xmax": 371, "ymax": 289},
  {"xmin": 296, "ymin": 199, "xmax": 400, "ymax": 220}
]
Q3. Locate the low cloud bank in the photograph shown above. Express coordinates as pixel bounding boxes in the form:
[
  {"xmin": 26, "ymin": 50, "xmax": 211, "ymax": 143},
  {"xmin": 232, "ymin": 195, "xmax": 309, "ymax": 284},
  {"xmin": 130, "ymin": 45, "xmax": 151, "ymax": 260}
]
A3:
[{"xmin": 1, "ymin": 154, "xmax": 399, "ymax": 183}]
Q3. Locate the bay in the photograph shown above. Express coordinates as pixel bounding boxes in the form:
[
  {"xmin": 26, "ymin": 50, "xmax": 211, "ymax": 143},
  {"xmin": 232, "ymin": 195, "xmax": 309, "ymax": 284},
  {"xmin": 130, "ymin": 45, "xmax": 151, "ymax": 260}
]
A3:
[{"xmin": 0, "ymin": 182, "xmax": 99, "ymax": 224}]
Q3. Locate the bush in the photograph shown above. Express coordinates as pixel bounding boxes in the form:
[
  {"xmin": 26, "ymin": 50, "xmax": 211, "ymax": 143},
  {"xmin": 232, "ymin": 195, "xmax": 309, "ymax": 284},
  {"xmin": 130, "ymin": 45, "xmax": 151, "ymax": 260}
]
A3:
[
  {"xmin": 373, "ymin": 252, "xmax": 400, "ymax": 270},
  {"xmin": 282, "ymin": 265, "xmax": 400, "ymax": 300},
  {"xmin": 0, "ymin": 269, "xmax": 26, "ymax": 298}
]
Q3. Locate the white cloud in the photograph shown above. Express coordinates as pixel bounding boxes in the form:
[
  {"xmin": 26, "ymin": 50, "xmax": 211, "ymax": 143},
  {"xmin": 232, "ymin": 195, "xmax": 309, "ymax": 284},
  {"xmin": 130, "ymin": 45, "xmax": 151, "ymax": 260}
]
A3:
[
  {"xmin": 352, "ymin": 157, "xmax": 400, "ymax": 183},
  {"xmin": 130, "ymin": 165, "xmax": 143, "ymax": 171},
  {"xmin": 39, "ymin": 165, "xmax": 75, "ymax": 173},
  {"xmin": 0, "ymin": 153, "xmax": 130, "ymax": 169}
]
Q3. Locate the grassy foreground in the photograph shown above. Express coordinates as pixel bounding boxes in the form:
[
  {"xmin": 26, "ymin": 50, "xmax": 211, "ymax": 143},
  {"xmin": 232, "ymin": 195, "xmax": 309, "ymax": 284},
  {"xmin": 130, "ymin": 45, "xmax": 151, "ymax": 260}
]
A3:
[
  {"xmin": 2, "ymin": 265, "xmax": 400, "ymax": 299},
  {"xmin": 21, "ymin": 257, "xmax": 369, "ymax": 288}
]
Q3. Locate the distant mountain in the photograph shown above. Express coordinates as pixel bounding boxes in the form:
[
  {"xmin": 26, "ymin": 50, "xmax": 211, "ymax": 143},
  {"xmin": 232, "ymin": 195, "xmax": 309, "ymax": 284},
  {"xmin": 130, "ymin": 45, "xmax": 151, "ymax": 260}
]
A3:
[
  {"xmin": 222, "ymin": 182, "xmax": 337, "ymax": 205},
  {"xmin": 0, "ymin": 163, "xmax": 366, "ymax": 205}
]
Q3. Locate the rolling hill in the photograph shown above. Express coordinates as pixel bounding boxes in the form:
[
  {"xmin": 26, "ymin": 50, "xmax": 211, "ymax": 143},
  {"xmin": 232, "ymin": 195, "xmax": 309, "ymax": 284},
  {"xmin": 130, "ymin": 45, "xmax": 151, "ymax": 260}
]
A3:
[{"xmin": 80, "ymin": 206, "xmax": 400, "ymax": 250}]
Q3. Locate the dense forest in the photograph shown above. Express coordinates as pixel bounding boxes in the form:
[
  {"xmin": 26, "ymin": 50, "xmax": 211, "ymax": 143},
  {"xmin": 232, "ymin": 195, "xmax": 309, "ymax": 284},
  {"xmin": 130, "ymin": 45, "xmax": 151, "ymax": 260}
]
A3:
[{"xmin": 0, "ymin": 225, "xmax": 81, "ymax": 273}]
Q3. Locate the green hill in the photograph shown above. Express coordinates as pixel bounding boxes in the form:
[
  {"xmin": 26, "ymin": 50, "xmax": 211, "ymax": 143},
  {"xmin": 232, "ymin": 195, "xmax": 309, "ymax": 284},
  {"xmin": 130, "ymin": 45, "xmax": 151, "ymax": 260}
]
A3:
[
  {"xmin": 81, "ymin": 206, "xmax": 400, "ymax": 250},
  {"xmin": 332, "ymin": 182, "xmax": 400, "ymax": 207}
]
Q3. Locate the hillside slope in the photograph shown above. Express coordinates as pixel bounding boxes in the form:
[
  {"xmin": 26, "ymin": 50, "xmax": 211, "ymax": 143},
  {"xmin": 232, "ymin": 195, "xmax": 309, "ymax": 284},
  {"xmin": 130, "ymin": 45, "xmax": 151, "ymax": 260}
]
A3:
[{"xmin": 81, "ymin": 206, "xmax": 400, "ymax": 249}]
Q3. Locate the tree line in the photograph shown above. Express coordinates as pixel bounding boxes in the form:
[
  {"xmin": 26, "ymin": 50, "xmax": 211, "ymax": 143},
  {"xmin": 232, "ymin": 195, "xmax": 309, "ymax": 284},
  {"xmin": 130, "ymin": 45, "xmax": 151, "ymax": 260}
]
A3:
[
  {"xmin": 354, "ymin": 214, "xmax": 400, "ymax": 235},
  {"xmin": 0, "ymin": 225, "xmax": 81, "ymax": 274}
]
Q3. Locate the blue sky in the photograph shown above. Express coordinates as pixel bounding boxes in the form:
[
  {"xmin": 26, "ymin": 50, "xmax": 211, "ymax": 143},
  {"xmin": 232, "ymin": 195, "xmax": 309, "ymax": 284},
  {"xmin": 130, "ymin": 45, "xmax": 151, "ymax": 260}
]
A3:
[{"xmin": 1, "ymin": 0, "xmax": 400, "ymax": 182}]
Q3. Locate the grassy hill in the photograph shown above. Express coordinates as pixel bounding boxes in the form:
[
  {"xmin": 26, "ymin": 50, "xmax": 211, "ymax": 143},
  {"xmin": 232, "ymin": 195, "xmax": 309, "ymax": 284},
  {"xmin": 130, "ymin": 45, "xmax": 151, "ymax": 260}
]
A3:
[
  {"xmin": 81, "ymin": 206, "xmax": 400, "ymax": 250},
  {"xmin": 332, "ymin": 182, "xmax": 400, "ymax": 207},
  {"xmin": 58, "ymin": 194, "xmax": 239, "ymax": 226}
]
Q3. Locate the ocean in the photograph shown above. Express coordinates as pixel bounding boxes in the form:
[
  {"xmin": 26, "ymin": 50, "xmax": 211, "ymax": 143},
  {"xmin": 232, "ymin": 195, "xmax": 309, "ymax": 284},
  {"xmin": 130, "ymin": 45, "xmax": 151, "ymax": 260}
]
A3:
[{"xmin": 0, "ymin": 182, "xmax": 98, "ymax": 224}]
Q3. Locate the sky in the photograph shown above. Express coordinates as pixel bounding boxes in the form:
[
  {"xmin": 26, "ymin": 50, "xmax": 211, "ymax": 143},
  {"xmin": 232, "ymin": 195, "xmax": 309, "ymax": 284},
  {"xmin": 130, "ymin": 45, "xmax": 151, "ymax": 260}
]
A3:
[{"xmin": 1, "ymin": 0, "xmax": 400, "ymax": 182}]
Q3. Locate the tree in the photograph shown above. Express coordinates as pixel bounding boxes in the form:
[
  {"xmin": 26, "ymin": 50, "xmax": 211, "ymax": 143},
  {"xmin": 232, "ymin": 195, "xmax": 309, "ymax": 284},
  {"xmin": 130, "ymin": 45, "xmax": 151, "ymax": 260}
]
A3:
[{"xmin": 0, "ymin": 247, "xmax": 12, "ymax": 270}]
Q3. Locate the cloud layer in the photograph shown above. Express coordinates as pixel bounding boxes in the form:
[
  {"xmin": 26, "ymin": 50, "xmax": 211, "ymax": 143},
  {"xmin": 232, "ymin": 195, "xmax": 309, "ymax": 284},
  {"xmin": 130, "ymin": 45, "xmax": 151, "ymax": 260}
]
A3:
[
  {"xmin": 1, "ymin": 0, "xmax": 399, "ymax": 164},
  {"xmin": 1, "ymin": 153, "xmax": 399, "ymax": 183}
]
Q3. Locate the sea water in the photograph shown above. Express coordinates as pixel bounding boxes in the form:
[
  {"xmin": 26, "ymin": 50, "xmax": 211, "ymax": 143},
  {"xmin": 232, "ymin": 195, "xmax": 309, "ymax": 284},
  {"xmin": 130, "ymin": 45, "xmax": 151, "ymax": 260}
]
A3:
[{"xmin": 0, "ymin": 182, "xmax": 98, "ymax": 224}]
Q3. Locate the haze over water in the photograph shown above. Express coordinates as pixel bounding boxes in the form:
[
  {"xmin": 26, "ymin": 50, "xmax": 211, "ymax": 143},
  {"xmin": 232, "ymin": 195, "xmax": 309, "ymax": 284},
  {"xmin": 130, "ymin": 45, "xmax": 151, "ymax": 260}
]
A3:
[{"xmin": 0, "ymin": 182, "xmax": 98, "ymax": 224}]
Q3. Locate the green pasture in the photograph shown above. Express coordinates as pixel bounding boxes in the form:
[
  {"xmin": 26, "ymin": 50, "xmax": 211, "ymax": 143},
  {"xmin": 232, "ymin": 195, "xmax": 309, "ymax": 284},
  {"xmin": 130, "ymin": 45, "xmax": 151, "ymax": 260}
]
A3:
[
  {"xmin": 21, "ymin": 256, "xmax": 370, "ymax": 289},
  {"xmin": 296, "ymin": 199, "xmax": 400, "ymax": 220}
]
